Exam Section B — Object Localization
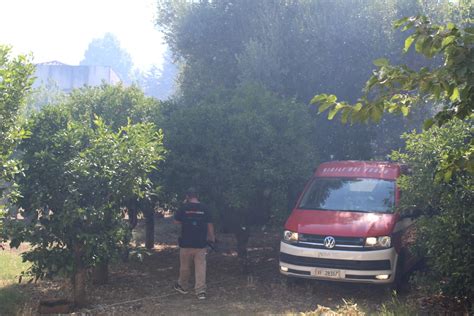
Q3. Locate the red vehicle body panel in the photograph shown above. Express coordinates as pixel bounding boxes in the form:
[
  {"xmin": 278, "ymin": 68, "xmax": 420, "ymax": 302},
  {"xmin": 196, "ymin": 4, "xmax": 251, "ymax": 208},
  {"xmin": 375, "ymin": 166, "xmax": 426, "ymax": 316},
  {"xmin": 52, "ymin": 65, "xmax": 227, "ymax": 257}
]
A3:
[{"xmin": 285, "ymin": 210, "xmax": 399, "ymax": 238}]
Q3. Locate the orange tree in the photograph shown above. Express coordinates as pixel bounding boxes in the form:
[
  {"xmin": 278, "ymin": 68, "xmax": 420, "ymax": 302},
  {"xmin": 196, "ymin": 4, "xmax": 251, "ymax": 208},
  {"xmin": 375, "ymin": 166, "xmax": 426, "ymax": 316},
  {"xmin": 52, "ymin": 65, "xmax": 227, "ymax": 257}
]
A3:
[
  {"xmin": 64, "ymin": 84, "xmax": 165, "ymax": 249},
  {"xmin": 0, "ymin": 46, "xmax": 34, "ymax": 220},
  {"xmin": 5, "ymin": 104, "xmax": 164, "ymax": 306}
]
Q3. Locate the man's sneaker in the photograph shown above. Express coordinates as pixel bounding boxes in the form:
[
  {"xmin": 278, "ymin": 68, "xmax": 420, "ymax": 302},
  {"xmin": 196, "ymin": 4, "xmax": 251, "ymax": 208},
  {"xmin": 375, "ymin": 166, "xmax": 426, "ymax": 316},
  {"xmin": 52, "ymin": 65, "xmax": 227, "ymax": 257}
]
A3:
[
  {"xmin": 197, "ymin": 292, "xmax": 206, "ymax": 300},
  {"xmin": 174, "ymin": 283, "xmax": 188, "ymax": 294}
]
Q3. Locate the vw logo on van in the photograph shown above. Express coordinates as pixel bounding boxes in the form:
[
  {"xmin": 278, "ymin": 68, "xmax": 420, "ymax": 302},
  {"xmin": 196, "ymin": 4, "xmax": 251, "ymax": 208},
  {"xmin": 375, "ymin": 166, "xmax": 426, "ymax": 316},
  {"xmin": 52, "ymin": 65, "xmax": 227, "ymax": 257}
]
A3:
[{"xmin": 324, "ymin": 236, "xmax": 336, "ymax": 249}]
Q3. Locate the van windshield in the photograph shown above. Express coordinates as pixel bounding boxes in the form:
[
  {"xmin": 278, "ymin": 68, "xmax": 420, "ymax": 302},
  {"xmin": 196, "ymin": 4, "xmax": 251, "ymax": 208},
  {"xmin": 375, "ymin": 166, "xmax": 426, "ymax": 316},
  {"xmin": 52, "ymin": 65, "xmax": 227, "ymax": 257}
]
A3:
[{"xmin": 298, "ymin": 178, "xmax": 395, "ymax": 213}]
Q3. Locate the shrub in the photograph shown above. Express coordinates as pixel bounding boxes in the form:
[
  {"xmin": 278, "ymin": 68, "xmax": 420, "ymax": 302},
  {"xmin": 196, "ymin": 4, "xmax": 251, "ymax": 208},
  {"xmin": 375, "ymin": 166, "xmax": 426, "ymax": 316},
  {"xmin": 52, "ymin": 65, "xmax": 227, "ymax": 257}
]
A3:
[{"xmin": 391, "ymin": 119, "xmax": 473, "ymax": 299}]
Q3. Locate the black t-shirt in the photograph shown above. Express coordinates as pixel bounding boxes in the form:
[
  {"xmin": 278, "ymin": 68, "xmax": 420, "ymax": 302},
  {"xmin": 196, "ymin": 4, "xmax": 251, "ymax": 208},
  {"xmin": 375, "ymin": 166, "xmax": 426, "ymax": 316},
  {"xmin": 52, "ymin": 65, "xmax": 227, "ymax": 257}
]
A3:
[{"xmin": 174, "ymin": 202, "xmax": 212, "ymax": 248}]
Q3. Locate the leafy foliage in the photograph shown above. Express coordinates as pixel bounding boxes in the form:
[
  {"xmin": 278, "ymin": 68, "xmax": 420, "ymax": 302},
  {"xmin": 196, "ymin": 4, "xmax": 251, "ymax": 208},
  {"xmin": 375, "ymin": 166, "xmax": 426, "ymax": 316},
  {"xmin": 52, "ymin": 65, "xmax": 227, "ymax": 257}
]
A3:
[
  {"xmin": 0, "ymin": 45, "xmax": 34, "ymax": 217},
  {"xmin": 157, "ymin": 0, "xmax": 387, "ymax": 160},
  {"xmin": 64, "ymin": 83, "xmax": 161, "ymax": 130},
  {"xmin": 1, "ymin": 81, "xmax": 165, "ymax": 306},
  {"xmin": 391, "ymin": 120, "xmax": 473, "ymax": 298},
  {"xmin": 157, "ymin": 1, "xmax": 469, "ymax": 160},
  {"xmin": 157, "ymin": 0, "xmax": 471, "ymax": 105},
  {"xmin": 312, "ymin": 17, "xmax": 474, "ymax": 177},
  {"xmin": 158, "ymin": 0, "xmax": 411, "ymax": 102},
  {"xmin": 7, "ymin": 104, "xmax": 164, "ymax": 280},
  {"xmin": 159, "ymin": 84, "xmax": 318, "ymax": 224},
  {"xmin": 313, "ymin": 16, "xmax": 473, "ymax": 126}
]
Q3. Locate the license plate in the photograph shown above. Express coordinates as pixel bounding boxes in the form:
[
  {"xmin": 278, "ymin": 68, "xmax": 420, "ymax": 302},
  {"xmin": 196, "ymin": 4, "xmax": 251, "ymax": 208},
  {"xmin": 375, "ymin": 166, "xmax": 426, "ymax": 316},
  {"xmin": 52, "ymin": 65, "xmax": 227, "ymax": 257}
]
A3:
[{"xmin": 313, "ymin": 268, "xmax": 344, "ymax": 279}]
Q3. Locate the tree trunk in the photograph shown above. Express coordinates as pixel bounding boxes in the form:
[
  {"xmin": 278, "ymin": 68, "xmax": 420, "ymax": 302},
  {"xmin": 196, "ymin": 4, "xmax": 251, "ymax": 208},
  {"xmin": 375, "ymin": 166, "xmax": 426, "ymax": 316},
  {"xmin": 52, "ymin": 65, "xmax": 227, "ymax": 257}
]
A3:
[
  {"xmin": 235, "ymin": 226, "xmax": 250, "ymax": 274},
  {"xmin": 122, "ymin": 248, "xmax": 130, "ymax": 262},
  {"xmin": 72, "ymin": 245, "xmax": 87, "ymax": 307},
  {"xmin": 92, "ymin": 261, "xmax": 109, "ymax": 285},
  {"xmin": 145, "ymin": 209, "xmax": 155, "ymax": 249},
  {"xmin": 128, "ymin": 207, "xmax": 138, "ymax": 229}
]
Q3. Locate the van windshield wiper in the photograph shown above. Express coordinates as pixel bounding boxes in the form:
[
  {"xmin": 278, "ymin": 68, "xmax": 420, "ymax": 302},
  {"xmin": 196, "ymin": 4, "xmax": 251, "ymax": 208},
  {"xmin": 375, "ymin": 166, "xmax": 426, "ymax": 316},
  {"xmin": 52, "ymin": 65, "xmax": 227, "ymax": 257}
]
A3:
[
  {"xmin": 341, "ymin": 209, "xmax": 371, "ymax": 213},
  {"xmin": 300, "ymin": 206, "xmax": 372, "ymax": 213}
]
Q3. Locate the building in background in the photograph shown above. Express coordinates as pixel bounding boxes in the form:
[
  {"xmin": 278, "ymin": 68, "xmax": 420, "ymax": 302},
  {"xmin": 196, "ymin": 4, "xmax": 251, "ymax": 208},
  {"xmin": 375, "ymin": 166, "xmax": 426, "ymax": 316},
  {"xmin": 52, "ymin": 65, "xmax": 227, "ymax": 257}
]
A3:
[{"xmin": 33, "ymin": 61, "xmax": 121, "ymax": 92}]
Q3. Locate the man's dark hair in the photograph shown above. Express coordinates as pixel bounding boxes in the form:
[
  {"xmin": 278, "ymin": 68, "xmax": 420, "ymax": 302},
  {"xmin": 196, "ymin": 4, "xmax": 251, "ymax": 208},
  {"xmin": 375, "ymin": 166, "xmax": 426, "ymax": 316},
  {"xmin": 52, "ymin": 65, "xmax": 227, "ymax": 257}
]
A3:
[{"xmin": 186, "ymin": 187, "xmax": 198, "ymax": 198}]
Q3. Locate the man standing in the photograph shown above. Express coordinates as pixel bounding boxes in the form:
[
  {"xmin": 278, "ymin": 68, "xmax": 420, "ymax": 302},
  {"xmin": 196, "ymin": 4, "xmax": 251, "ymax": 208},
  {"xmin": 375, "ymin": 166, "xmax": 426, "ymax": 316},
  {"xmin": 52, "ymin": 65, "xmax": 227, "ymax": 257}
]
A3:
[{"xmin": 174, "ymin": 187, "xmax": 215, "ymax": 300}]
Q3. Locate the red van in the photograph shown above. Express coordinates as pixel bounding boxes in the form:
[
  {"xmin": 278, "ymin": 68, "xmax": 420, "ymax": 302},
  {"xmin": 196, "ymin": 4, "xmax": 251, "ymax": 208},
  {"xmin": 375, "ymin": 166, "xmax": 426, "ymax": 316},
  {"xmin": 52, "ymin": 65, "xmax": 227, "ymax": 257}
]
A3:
[{"xmin": 279, "ymin": 161, "xmax": 416, "ymax": 285}]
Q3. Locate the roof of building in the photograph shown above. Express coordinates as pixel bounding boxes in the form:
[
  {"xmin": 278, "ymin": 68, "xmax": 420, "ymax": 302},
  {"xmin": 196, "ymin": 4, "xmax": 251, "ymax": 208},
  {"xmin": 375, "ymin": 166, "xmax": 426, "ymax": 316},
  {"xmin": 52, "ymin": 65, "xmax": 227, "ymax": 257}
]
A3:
[{"xmin": 36, "ymin": 60, "xmax": 70, "ymax": 66}]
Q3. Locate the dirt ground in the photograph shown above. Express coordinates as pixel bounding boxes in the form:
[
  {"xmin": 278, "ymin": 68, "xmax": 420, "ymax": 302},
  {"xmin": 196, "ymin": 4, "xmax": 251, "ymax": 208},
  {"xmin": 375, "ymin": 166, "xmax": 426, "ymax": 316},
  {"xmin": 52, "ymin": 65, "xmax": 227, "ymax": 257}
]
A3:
[{"xmin": 8, "ymin": 215, "xmax": 426, "ymax": 315}]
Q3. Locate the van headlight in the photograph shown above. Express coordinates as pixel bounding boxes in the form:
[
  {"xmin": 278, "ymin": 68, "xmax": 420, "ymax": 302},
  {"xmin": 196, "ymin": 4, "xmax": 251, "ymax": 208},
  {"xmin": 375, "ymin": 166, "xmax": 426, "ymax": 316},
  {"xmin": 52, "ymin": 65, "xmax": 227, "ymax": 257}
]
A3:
[
  {"xmin": 283, "ymin": 230, "xmax": 299, "ymax": 243},
  {"xmin": 365, "ymin": 236, "xmax": 391, "ymax": 248}
]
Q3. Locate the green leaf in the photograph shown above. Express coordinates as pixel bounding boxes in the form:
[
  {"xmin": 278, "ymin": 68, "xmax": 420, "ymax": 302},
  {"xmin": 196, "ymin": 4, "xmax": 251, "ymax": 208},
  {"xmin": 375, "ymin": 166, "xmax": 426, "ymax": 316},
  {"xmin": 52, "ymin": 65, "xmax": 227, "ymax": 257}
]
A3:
[
  {"xmin": 443, "ymin": 169, "xmax": 453, "ymax": 182},
  {"xmin": 400, "ymin": 106, "xmax": 409, "ymax": 116},
  {"xmin": 450, "ymin": 87, "xmax": 460, "ymax": 102},
  {"xmin": 421, "ymin": 37, "xmax": 435, "ymax": 57},
  {"xmin": 341, "ymin": 108, "xmax": 350, "ymax": 124},
  {"xmin": 370, "ymin": 106, "xmax": 383, "ymax": 122},
  {"xmin": 393, "ymin": 17, "xmax": 409, "ymax": 29},
  {"xmin": 433, "ymin": 85, "xmax": 441, "ymax": 99},
  {"xmin": 318, "ymin": 101, "xmax": 334, "ymax": 114},
  {"xmin": 404, "ymin": 35, "xmax": 416, "ymax": 53},
  {"xmin": 327, "ymin": 107, "xmax": 339, "ymax": 120},
  {"xmin": 310, "ymin": 94, "xmax": 327, "ymax": 104},
  {"xmin": 366, "ymin": 76, "xmax": 378, "ymax": 89},
  {"xmin": 334, "ymin": 103, "xmax": 346, "ymax": 110},
  {"xmin": 415, "ymin": 35, "xmax": 427, "ymax": 53},
  {"xmin": 327, "ymin": 95, "xmax": 338, "ymax": 103},
  {"xmin": 447, "ymin": 22, "xmax": 455, "ymax": 31},
  {"xmin": 423, "ymin": 118, "xmax": 435, "ymax": 130},
  {"xmin": 353, "ymin": 103, "xmax": 363, "ymax": 112},
  {"xmin": 442, "ymin": 36, "xmax": 456, "ymax": 48},
  {"xmin": 373, "ymin": 58, "xmax": 389, "ymax": 67},
  {"xmin": 401, "ymin": 21, "xmax": 415, "ymax": 32}
]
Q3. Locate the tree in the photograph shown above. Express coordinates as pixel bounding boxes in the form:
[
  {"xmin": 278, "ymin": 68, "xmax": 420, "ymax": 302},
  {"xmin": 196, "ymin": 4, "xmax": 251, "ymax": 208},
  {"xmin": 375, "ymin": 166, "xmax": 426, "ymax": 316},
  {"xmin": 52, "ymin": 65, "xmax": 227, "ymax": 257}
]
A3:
[
  {"xmin": 80, "ymin": 33, "xmax": 133, "ymax": 84},
  {"xmin": 312, "ymin": 16, "xmax": 473, "ymax": 178},
  {"xmin": 157, "ymin": 0, "xmax": 409, "ymax": 102},
  {"xmin": 0, "ymin": 45, "xmax": 34, "ymax": 220},
  {"xmin": 156, "ymin": 0, "xmax": 444, "ymax": 160},
  {"xmin": 64, "ymin": 84, "xmax": 166, "ymax": 250},
  {"xmin": 6, "ymin": 104, "xmax": 164, "ymax": 306},
  {"xmin": 158, "ymin": 84, "xmax": 319, "ymax": 265},
  {"xmin": 64, "ymin": 83, "xmax": 160, "ymax": 130},
  {"xmin": 390, "ymin": 120, "xmax": 473, "ymax": 299},
  {"xmin": 138, "ymin": 49, "xmax": 178, "ymax": 100},
  {"xmin": 139, "ymin": 65, "xmax": 163, "ymax": 99}
]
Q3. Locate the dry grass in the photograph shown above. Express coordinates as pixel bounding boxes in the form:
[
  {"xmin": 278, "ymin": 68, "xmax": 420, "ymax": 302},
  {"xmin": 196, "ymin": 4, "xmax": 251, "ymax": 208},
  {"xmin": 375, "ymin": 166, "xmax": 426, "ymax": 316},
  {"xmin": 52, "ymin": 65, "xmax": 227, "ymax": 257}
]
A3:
[
  {"xmin": 0, "ymin": 245, "xmax": 31, "ymax": 316},
  {"xmin": 0, "ymin": 218, "xmax": 452, "ymax": 315}
]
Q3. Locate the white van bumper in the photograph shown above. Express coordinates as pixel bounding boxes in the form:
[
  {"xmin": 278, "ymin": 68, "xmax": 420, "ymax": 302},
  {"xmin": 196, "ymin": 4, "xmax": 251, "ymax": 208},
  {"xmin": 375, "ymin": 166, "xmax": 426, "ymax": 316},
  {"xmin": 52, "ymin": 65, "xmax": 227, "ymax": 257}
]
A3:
[{"xmin": 279, "ymin": 241, "xmax": 398, "ymax": 284}]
